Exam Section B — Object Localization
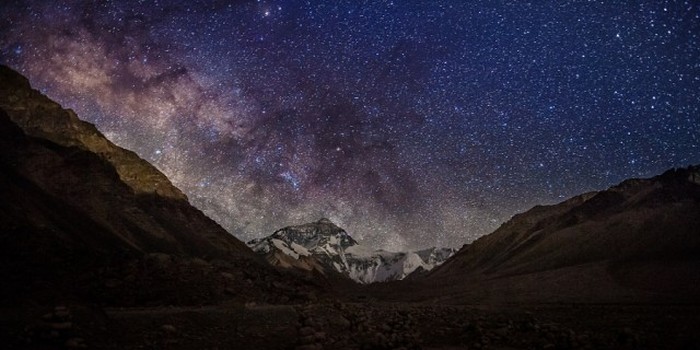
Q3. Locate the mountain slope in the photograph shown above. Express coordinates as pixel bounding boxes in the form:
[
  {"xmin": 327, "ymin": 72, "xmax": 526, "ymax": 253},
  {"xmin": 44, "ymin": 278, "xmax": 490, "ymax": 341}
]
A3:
[
  {"xmin": 248, "ymin": 218, "xmax": 455, "ymax": 283},
  {"xmin": 0, "ymin": 65, "xmax": 319, "ymax": 306},
  {"xmin": 0, "ymin": 65, "xmax": 186, "ymax": 200},
  {"xmin": 418, "ymin": 166, "xmax": 700, "ymax": 303},
  {"xmin": 0, "ymin": 64, "xmax": 253, "ymax": 259}
]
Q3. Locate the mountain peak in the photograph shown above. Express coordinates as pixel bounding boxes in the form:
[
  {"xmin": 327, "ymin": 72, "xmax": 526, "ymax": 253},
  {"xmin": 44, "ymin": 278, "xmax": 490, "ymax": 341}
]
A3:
[
  {"xmin": 271, "ymin": 219, "xmax": 358, "ymax": 249},
  {"xmin": 248, "ymin": 219, "xmax": 455, "ymax": 283}
]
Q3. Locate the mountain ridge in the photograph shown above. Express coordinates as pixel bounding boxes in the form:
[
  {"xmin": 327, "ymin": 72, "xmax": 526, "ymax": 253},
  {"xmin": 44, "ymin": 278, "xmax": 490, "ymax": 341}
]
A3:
[
  {"xmin": 394, "ymin": 164, "xmax": 700, "ymax": 304},
  {"xmin": 248, "ymin": 218, "xmax": 456, "ymax": 283},
  {"xmin": 0, "ymin": 65, "xmax": 187, "ymax": 201},
  {"xmin": 0, "ymin": 64, "xmax": 321, "ymax": 307}
]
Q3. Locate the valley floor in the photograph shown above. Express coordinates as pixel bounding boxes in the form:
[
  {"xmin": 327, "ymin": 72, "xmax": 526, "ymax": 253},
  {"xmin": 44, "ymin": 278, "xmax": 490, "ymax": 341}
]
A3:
[{"xmin": 2, "ymin": 301, "xmax": 699, "ymax": 349}]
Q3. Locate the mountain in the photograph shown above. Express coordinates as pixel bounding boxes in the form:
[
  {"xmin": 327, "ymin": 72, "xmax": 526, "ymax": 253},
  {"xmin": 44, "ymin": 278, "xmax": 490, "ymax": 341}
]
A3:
[
  {"xmin": 248, "ymin": 218, "xmax": 455, "ymax": 283},
  {"xmin": 0, "ymin": 65, "xmax": 320, "ymax": 307},
  {"xmin": 412, "ymin": 165, "xmax": 700, "ymax": 303},
  {"xmin": 2, "ymin": 64, "xmax": 698, "ymax": 349}
]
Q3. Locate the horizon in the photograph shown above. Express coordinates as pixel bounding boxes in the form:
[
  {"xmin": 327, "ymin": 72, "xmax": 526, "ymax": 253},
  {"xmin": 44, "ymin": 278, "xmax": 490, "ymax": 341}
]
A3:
[{"xmin": 1, "ymin": 1, "xmax": 698, "ymax": 251}]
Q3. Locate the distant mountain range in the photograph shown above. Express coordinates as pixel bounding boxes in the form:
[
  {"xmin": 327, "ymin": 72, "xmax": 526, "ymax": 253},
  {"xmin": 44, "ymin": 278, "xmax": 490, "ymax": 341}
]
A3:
[{"xmin": 248, "ymin": 218, "xmax": 455, "ymax": 283}]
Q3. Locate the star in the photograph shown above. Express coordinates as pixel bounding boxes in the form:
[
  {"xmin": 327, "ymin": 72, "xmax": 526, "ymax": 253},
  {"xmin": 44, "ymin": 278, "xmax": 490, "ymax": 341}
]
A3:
[{"xmin": 0, "ymin": 0, "xmax": 697, "ymax": 251}]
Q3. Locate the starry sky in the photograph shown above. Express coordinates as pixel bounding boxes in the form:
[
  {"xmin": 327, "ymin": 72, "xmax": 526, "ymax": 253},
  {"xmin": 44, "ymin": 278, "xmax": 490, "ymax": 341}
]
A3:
[{"xmin": 1, "ymin": 1, "xmax": 698, "ymax": 250}]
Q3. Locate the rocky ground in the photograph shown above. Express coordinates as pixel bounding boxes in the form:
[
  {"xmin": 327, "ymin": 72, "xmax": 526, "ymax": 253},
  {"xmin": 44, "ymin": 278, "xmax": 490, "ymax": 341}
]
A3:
[{"xmin": 3, "ymin": 300, "xmax": 699, "ymax": 349}]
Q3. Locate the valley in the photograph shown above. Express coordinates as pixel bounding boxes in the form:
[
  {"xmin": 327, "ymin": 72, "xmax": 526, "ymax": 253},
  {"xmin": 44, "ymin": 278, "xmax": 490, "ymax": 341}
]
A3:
[{"xmin": 1, "ymin": 64, "xmax": 699, "ymax": 349}]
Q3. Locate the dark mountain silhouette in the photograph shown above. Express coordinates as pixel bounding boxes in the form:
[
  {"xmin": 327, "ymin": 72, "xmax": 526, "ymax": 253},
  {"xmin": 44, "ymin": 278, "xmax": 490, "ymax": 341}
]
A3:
[
  {"xmin": 0, "ymin": 65, "xmax": 320, "ymax": 308},
  {"xmin": 390, "ymin": 166, "xmax": 700, "ymax": 304}
]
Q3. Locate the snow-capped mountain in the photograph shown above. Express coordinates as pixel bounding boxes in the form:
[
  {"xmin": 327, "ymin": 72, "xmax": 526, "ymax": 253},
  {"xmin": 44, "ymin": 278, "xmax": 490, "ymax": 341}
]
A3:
[{"xmin": 247, "ymin": 218, "xmax": 456, "ymax": 284}]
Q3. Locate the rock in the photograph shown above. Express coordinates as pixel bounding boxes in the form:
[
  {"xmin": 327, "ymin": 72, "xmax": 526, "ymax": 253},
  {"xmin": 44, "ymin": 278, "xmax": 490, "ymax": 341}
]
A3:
[
  {"xmin": 105, "ymin": 278, "xmax": 121, "ymax": 288},
  {"xmin": 305, "ymin": 317, "xmax": 317, "ymax": 327},
  {"xmin": 299, "ymin": 335, "xmax": 316, "ymax": 344},
  {"xmin": 617, "ymin": 327, "xmax": 637, "ymax": 345},
  {"xmin": 50, "ymin": 322, "xmax": 72, "ymax": 330},
  {"xmin": 295, "ymin": 345, "xmax": 320, "ymax": 350},
  {"xmin": 146, "ymin": 253, "xmax": 172, "ymax": 269},
  {"xmin": 299, "ymin": 327, "xmax": 315, "ymax": 336},
  {"xmin": 493, "ymin": 326, "xmax": 510, "ymax": 338},
  {"xmin": 190, "ymin": 257, "xmax": 210, "ymax": 267},
  {"xmin": 53, "ymin": 306, "xmax": 71, "ymax": 319},
  {"xmin": 330, "ymin": 316, "xmax": 351, "ymax": 329},
  {"xmin": 41, "ymin": 306, "xmax": 71, "ymax": 323},
  {"xmin": 161, "ymin": 324, "xmax": 177, "ymax": 333},
  {"xmin": 65, "ymin": 337, "xmax": 87, "ymax": 348}
]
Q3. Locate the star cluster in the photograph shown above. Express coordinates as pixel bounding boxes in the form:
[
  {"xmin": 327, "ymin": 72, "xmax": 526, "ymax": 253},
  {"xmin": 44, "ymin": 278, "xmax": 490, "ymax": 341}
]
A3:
[{"xmin": 1, "ymin": 1, "xmax": 698, "ymax": 250}]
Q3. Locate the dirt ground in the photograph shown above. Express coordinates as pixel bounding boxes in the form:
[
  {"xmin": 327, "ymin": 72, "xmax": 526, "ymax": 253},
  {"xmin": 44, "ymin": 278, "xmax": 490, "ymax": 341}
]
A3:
[{"xmin": 3, "ymin": 300, "xmax": 699, "ymax": 349}]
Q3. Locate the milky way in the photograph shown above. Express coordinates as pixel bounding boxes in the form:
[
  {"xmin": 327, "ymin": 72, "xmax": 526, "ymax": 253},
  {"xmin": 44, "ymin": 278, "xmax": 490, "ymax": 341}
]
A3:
[{"xmin": 1, "ymin": 1, "xmax": 698, "ymax": 250}]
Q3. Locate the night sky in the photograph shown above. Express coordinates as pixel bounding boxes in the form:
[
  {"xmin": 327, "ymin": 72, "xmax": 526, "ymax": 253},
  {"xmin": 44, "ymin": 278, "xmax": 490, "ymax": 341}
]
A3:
[{"xmin": 1, "ymin": 1, "xmax": 698, "ymax": 250}]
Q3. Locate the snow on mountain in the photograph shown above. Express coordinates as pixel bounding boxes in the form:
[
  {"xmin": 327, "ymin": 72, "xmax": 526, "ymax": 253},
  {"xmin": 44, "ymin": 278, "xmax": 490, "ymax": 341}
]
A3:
[{"xmin": 247, "ymin": 218, "xmax": 456, "ymax": 284}]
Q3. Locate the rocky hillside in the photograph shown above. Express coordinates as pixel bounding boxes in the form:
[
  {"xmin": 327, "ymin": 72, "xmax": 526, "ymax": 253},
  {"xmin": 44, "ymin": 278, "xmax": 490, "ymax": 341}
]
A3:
[
  {"xmin": 0, "ymin": 65, "xmax": 320, "ymax": 307},
  {"xmin": 0, "ymin": 66, "xmax": 185, "ymax": 200},
  {"xmin": 248, "ymin": 218, "xmax": 455, "ymax": 283},
  {"xmin": 418, "ymin": 165, "xmax": 700, "ymax": 303}
]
